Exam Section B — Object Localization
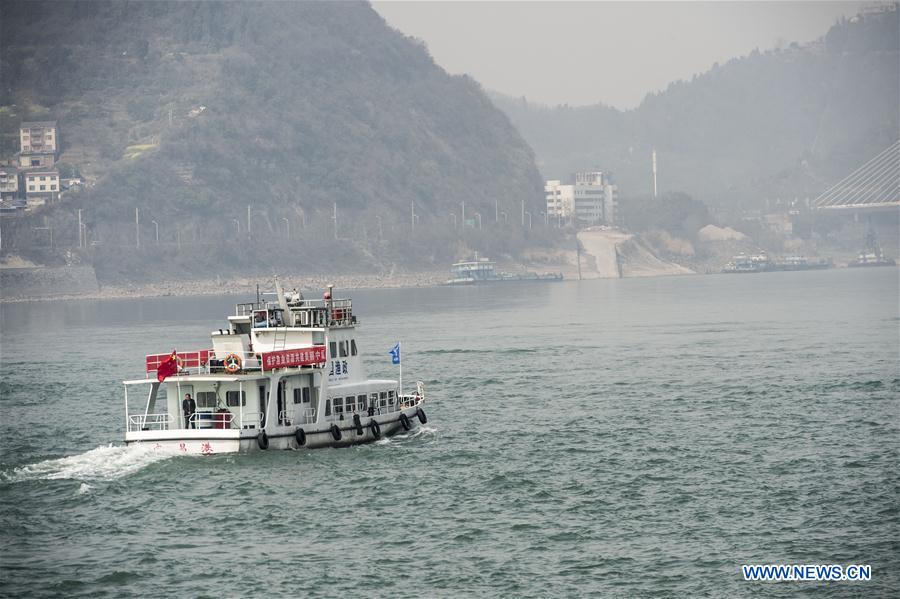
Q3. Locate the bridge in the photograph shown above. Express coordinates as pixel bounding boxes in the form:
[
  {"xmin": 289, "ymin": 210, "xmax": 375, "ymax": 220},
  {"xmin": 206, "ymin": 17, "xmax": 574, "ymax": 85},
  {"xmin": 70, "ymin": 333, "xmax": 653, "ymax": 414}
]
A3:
[{"xmin": 811, "ymin": 140, "xmax": 899, "ymax": 213}]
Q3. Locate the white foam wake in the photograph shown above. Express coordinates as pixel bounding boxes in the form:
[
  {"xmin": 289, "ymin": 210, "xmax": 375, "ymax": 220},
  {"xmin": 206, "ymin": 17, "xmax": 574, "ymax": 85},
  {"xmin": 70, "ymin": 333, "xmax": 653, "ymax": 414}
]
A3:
[{"xmin": 2, "ymin": 443, "xmax": 181, "ymax": 483}]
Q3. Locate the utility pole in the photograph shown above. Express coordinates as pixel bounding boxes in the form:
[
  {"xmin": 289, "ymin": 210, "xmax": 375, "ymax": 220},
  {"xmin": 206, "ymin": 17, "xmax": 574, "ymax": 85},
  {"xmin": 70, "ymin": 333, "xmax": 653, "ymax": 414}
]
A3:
[
  {"xmin": 461, "ymin": 201, "xmax": 465, "ymax": 228},
  {"xmin": 232, "ymin": 218, "xmax": 240, "ymax": 237},
  {"xmin": 77, "ymin": 209, "xmax": 83, "ymax": 248},
  {"xmin": 521, "ymin": 199, "xmax": 525, "ymax": 226},
  {"xmin": 576, "ymin": 237, "xmax": 583, "ymax": 281},
  {"xmin": 247, "ymin": 204, "xmax": 252, "ymax": 240},
  {"xmin": 135, "ymin": 207, "xmax": 140, "ymax": 249},
  {"xmin": 495, "ymin": 198, "xmax": 499, "ymax": 223},
  {"xmin": 332, "ymin": 202, "xmax": 338, "ymax": 240},
  {"xmin": 151, "ymin": 220, "xmax": 159, "ymax": 244},
  {"xmin": 450, "ymin": 213, "xmax": 457, "ymax": 229},
  {"xmin": 651, "ymin": 149, "xmax": 658, "ymax": 198},
  {"xmin": 411, "ymin": 200, "xmax": 416, "ymax": 231},
  {"xmin": 475, "ymin": 213, "xmax": 482, "ymax": 229}
]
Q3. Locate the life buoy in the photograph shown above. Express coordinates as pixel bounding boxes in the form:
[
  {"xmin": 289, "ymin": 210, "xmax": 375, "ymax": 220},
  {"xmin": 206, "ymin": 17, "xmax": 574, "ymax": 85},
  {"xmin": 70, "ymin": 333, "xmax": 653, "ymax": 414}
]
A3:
[
  {"xmin": 370, "ymin": 419, "xmax": 381, "ymax": 439},
  {"xmin": 224, "ymin": 353, "xmax": 242, "ymax": 374},
  {"xmin": 257, "ymin": 431, "xmax": 269, "ymax": 450},
  {"xmin": 399, "ymin": 412, "xmax": 411, "ymax": 431},
  {"xmin": 353, "ymin": 414, "xmax": 363, "ymax": 435},
  {"xmin": 330, "ymin": 424, "xmax": 342, "ymax": 441},
  {"xmin": 416, "ymin": 407, "xmax": 427, "ymax": 425},
  {"xmin": 294, "ymin": 428, "xmax": 306, "ymax": 447}
]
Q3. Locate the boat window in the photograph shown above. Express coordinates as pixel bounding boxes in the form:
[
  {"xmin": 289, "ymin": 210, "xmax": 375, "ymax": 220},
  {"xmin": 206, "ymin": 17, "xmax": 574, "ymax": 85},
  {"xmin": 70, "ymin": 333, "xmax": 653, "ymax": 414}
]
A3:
[
  {"xmin": 339, "ymin": 341, "xmax": 348, "ymax": 357},
  {"xmin": 325, "ymin": 399, "xmax": 331, "ymax": 416},
  {"xmin": 329, "ymin": 341, "xmax": 337, "ymax": 358},
  {"xmin": 345, "ymin": 396, "xmax": 356, "ymax": 412},
  {"xmin": 292, "ymin": 389, "xmax": 302, "ymax": 404},
  {"xmin": 226, "ymin": 391, "xmax": 246, "ymax": 407},
  {"xmin": 388, "ymin": 390, "xmax": 395, "ymax": 401},
  {"xmin": 196, "ymin": 391, "xmax": 216, "ymax": 408},
  {"xmin": 333, "ymin": 397, "xmax": 344, "ymax": 414},
  {"xmin": 302, "ymin": 387, "xmax": 311, "ymax": 403},
  {"xmin": 357, "ymin": 394, "xmax": 367, "ymax": 411},
  {"xmin": 378, "ymin": 392, "xmax": 386, "ymax": 408},
  {"xmin": 350, "ymin": 340, "xmax": 357, "ymax": 356}
]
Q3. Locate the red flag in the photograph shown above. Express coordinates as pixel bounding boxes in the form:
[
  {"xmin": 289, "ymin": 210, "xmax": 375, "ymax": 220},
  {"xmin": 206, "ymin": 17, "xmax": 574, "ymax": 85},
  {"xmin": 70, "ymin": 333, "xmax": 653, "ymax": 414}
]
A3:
[{"xmin": 157, "ymin": 350, "xmax": 179, "ymax": 382}]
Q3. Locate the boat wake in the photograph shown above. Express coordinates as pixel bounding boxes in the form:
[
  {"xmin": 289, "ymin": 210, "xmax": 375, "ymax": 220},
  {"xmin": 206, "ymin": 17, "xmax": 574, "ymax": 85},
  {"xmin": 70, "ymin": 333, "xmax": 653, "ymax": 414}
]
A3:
[
  {"xmin": 375, "ymin": 425, "xmax": 439, "ymax": 445},
  {"xmin": 2, "ymin": 443, "xmax": 182, "ymax": 483}
]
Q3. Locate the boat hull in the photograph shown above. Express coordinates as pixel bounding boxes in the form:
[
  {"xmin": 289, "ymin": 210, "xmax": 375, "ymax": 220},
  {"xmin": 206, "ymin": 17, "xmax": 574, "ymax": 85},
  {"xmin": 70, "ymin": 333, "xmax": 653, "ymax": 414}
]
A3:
[{"xmin": 124, "ymin": 406, "xmax": 424, "ymax": 455}]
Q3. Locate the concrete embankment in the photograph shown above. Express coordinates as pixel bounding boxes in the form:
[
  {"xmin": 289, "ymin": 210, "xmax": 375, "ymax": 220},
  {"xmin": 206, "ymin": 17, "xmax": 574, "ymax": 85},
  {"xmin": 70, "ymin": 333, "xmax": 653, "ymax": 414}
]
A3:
[
  {"xmin": 1, "ymin": 265, "xmax": 101, "ymax": 300},
  {"xmin": 576, "ymin": 229, "xmax": 694, "ymax": 279}
]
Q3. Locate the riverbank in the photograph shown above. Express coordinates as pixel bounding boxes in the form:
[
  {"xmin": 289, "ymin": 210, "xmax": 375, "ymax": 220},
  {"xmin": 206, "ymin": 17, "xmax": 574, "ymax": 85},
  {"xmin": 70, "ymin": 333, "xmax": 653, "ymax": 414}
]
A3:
[{"xmin": 0, "ymin": 270, "xmax": 449, "ymax": 303}]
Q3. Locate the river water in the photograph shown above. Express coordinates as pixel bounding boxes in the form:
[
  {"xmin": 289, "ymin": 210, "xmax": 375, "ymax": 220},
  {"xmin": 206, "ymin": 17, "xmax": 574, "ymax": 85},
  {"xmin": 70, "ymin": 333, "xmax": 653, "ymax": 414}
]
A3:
[{"xmin": 1, "ymin": 268, "xmax": 898, "ymax": 597}]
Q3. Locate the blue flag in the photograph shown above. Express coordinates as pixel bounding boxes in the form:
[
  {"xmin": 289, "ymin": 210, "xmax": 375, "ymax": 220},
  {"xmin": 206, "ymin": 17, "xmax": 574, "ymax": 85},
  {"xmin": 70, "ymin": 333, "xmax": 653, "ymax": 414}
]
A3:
[{"xmin": 389, "ymin": 342, "xmax": 401, "ymax": 365}]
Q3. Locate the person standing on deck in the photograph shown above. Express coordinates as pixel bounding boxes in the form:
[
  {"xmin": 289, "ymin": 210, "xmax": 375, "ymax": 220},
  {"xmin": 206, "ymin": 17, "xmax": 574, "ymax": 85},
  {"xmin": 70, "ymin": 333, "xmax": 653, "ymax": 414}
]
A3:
[{"xmin": 182, "ymin": 393, "xmax": 197, "ymax": 429}]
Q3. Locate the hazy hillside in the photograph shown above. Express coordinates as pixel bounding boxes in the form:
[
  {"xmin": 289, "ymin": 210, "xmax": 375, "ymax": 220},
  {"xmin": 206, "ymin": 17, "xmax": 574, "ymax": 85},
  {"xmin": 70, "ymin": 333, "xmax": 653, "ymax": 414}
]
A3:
[
  {"xmin": 0, "ymin": 0, "xmax": 546, "ymax": 280},
  {"xmin": 492, "ymin": 7, "xmax": 899, "ymax": 213}
]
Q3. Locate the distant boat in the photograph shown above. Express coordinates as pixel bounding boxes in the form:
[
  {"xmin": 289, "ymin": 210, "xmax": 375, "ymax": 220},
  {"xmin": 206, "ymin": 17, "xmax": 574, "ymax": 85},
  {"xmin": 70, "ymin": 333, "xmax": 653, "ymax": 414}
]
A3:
[
  {"xmin": 722, "ymin": 252, "xmax": 832, "ymax": 273},
  {"xmin": 849, "ymin": 230, "xmax": 896, "ymax": 267},
  {"xmin": 446, "ymin": 256, "xmax": 563, "ymax": 285}
]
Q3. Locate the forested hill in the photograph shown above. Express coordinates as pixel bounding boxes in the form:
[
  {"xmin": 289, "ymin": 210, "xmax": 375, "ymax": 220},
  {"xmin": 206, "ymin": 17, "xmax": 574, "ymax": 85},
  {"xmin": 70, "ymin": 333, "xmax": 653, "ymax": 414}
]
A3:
[
  {"xmin": 492, "ymin": 6, "xmax": 899, "ymax": 212},
  {"xmin": 1, "ymin": 1, "xmax": 544, "ymax": 279}
]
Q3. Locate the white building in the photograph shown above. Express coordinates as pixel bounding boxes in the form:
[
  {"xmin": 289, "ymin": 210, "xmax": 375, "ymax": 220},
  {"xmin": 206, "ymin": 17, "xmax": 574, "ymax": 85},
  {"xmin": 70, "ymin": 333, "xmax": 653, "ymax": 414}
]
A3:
[
  {"xmin": 545, "ymin": 180, "xmax": 574, "ymax": 221},
  {"xmin": 546, "ymin": 171, "xmax": 618, "ymax": 226},
  {"xmin": 24, "ymin": 169, "xmax": 60, "ymax": 206}
]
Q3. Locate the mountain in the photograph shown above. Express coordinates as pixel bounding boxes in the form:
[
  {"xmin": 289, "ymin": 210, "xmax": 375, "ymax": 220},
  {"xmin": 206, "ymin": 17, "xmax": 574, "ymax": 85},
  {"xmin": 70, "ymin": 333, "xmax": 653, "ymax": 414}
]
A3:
[
  {"xmin": 491, "ymin": 6, "xmax": 899, "ymax": 213},
  {"xmin": 0, "ymin": 0, "xmax": 545, "ymax": 280}
]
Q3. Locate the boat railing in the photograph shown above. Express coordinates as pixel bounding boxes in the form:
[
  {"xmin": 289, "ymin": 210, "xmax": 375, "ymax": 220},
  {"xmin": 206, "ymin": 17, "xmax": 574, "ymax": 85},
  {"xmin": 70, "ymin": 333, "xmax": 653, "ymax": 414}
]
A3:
[
  {"xmin": 297, "ymin": 407, "xmax": 317, "ymax": 424},
  {"xmin": 240, "ymin": 412, "xmax": 263, "ymax": 429},
  {"xmin": 145, "ymin": 349, "xmax": 264, "ymax": 378},
  {"xmin": 189, "ymin": 411, "xmax": 234, "ymax": 429},
  {"xmin": 278, "ymin": 410, "xmax": 293, "ymax": 426},
  {"xmin": 128, "ymin": 413, "xmax": 173, "ymax": 432},
  {"xmin": 237, "ymin": 298, "xmax": 354, "ymax": 328},
  {"xmin": 399, "ymin": 381, "xmax": 426, "ymax": 408}
]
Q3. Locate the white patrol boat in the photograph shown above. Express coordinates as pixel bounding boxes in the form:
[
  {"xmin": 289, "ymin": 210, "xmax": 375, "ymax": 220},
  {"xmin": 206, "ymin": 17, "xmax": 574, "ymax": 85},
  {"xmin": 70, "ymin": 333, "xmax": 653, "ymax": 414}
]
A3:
[{"xmin": 122, "ymin": 280, "xmax": 427, "ymax": 454}]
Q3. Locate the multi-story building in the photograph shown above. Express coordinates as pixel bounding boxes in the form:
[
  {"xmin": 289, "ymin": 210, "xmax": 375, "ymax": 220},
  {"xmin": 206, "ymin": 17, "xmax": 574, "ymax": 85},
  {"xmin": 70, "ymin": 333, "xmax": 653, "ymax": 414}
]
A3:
[
  {"xmin": 24, "ymin": 169, "xmax": 60, "ymax": 206},
  {"xmin": 573, "ymin": 171, "xmax": 606, "ymax": 225},
  {"xmin": 545, "ymin": 180, "xmax": 574, "ymax": 221},
  {"xmin": 20, "ymin": 121, "xmax": 58, "ymax": 154},
  {"xmin": 0, "ymin": 167, "xmax": 21, "ymax": 199},
  {"xmin": 18, "ymin": 121, "xmax": 58, "ymax": 168},
  {"xmin": 546, "ymin": 171, "xmax": 618, "ymax": 226}
]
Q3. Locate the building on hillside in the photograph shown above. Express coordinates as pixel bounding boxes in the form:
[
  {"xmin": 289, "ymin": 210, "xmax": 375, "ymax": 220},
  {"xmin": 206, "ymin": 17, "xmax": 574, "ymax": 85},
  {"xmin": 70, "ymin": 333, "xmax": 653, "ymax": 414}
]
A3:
[
  {"xmin": 0, "ymin": 167, "xmax": 21, "ymax": 199},
  {"xmin": 546, "ymin": 171, "xmax": 618, "ymax": 226},
  {"xmin": 24, "ymin": 169, "xmax": 60, "ymax": 206},
  {"xmin": 18, "ymin": 121, "xmax": 58, "ymax": 168},
  {"xmin": 545, "ymin": 180, "xmax": 574, "ymax": 222},
  {"xmin": 20, "ymin": 121, "xmax": 58, "ymax": 154}
]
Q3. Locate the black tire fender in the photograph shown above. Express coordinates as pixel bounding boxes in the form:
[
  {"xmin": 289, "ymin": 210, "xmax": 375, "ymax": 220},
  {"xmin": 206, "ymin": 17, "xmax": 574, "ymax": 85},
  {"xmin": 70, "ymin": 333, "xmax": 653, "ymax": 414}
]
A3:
[
  {"xmin": 416, "ymin": 407, "xmax": 427, "ymax": 425},
  {"xmin": 370, "ymin": 419, "xmax": 381, "ymax": 439},
  {"xmin": 330, "ymin": 424, "xmax": 342, "ymax": 441},
  {"xmin": 294, "ymin": 428, "xmax": 306, "ymax": 447},
  {"xmin": 257, "ymin": 431, "xmax": 269, "ymax": 450},
  {"xmin": 399, "ymin": 412, "xmax": 411, "ymax": 431}
]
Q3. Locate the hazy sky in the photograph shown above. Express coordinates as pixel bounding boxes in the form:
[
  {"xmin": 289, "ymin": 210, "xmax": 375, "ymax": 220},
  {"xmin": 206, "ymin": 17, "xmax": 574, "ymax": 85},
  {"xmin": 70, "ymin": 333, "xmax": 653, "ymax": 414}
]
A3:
[{"xmin": 372, "ymin": 1, "xmax": 872, "ymax": 109}]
